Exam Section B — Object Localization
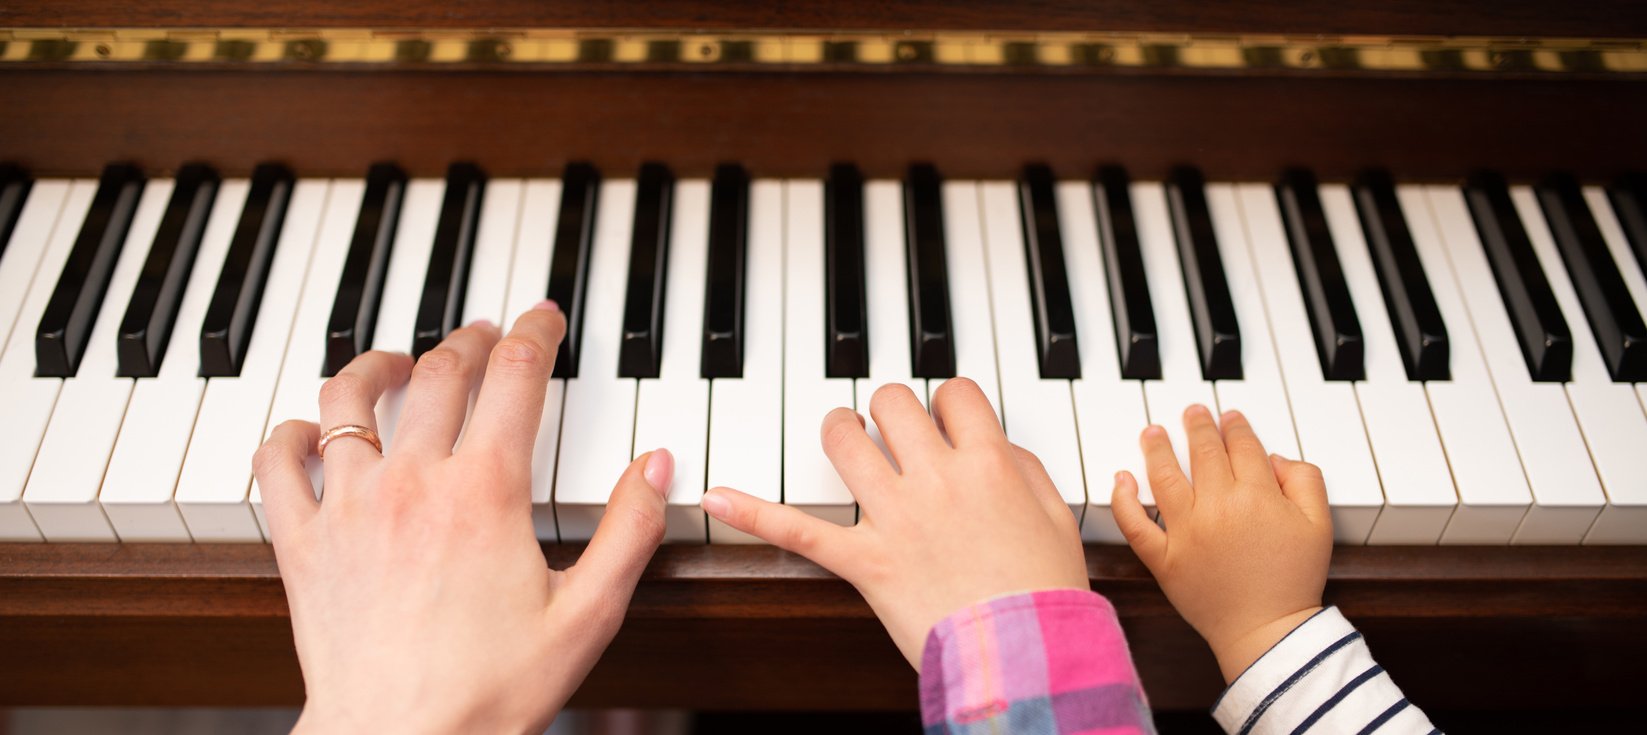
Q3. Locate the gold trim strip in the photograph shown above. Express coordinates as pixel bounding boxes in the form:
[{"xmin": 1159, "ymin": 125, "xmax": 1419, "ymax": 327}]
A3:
[{"xmin": 0, "ymin": 29, "xmax": 1643, "ymax": 74}]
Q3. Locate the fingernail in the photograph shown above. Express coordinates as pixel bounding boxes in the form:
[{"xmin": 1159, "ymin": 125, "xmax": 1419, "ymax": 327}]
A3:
[
  {"xmin": 1142, "ymin": 424, "xmax": 1167, "ymax": 438},
  {"xmin": 1114, "ymin": 471, "xmax": 1126, "ymax": 484},
  {"xmin": 1221, "ymin": 410, "xmax": 1240, "ymax": 423},
  {"xmin": 643, "ymin": 449, "xmax": 674, "ymax": 498},
  {"xmin": 534, "ymin": 299, "xmax": 560, "ymax": 312},
  {"xmin": 701, "ymin": 490, "xmax": 731, "ymax": 519},
  {"xmin": 1186, "ymin": 404, "xmax": 1211, "ymax": 418},
  {"xmin": 470, "ymin": 318, "xmax": 494, "ymax": 330}
]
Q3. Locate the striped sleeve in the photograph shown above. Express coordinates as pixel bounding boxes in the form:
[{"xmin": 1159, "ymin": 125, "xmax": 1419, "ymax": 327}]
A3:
[
  {"xmin": 1212, "ymin": 606, "xmax": 1436, "ymax": 735},
  {"xmin": 919, "ymin": 589, "xmax": 1155, "ymax": 735}
]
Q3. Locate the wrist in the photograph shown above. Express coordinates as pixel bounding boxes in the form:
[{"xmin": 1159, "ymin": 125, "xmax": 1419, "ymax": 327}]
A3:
[{"xmin": 1210, "ymin": 606, "xmax": 1323, "ymax": 684}]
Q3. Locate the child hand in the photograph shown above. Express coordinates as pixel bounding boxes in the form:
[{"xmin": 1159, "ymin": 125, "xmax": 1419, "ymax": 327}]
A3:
[
  {"xmin": 254, "ymin": 306, "xmax": 672, "ymax": 733},
  {"xmin": 1112, "ymin": 405, "xmax": 1332, "ymax": 683},
  {"xmin": 700, "ymin": 379, "xmax": 1090, "ymax": 669}
]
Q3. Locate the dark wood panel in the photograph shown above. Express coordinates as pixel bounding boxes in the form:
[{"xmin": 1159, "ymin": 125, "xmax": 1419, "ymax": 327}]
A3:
[
  {"xmin": 2, "ymin": 70, "xmax": 1644, "ymax": 181},
  {"xmin": 1, "ymin": 544, "xmax": 1644, "ymax": 709},
  {"xmin": 4, "ymin": 0, "xmax": 1646, "ymax": 37}
]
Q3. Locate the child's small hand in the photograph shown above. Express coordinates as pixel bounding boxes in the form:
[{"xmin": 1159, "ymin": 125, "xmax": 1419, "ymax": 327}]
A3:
[
  {"xmin": 701, "ymin": 379, "xmax": 1089, "ymax": 669},
  {"xmin": 1112, "ymin": 405, "xmax": 1332, "ymax": 683}
]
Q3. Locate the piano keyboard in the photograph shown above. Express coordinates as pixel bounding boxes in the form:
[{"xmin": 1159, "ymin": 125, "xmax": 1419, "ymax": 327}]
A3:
[{"xmin": 1, "ymin": 163, "xmax": 1644, "ymax": 546}]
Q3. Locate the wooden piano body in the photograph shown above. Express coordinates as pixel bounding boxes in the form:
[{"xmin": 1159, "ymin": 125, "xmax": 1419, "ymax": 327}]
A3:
[{"xmin": 2, "ymin": 0, "xmax": 1646, "ymax": 712}]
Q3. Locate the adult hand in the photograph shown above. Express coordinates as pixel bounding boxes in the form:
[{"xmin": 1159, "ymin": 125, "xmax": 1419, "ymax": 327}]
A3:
[
  {"xmin": 1112, "ymin": 405, "xmax": 1332, "ymax": 683},
  {"xmin": 700, "ymin": 379, "xmax": 1090, "ymax": 669},
  {"xmin": 254, "ymin": 302, "xmax": 672, "ymax": 733}
]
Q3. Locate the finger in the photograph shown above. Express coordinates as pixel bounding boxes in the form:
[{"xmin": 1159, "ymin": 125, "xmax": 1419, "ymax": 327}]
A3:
[
  {"xmin": 253, "ymin": 420, "xmax": 322, "ymax": 540},
  {"xmin": 571, "ymin": 450, "xmax": 671, "ymax": 594},
  {"xmin": 700, "ymin": 487, "xmax": 857, "ymax": 573},
  {"xmin": 318, "ymin": 350, "xmax": 413, "ymax": 476},
  {"xmin": 393, "ymin": 320, "xmax": 501, "ymax": 457},
  {"xmin": 820, "ymin": 407, "xmax": 897, "ymax": 494},
  {"xmin": 1111, "ymin": 471, "xmax": 1167, "ymax": 568},
  {"xmin": 1271, "ymin": 454, "xmax": 1332, "ymax": 527},
  {"xmin": 1218, "ymin": 410, "xmax": 1274, "ymax": 484},
  {"xmin": 1010, "ymin": 444, "xmax": 1078, "ymax": 531},
  {"xmin": 867, "ymin": 383, "xmax": 949, "ymax": 470},
  {"xmin": 466, "ymin": 303, "xmax": 568, "ymax": 460},
  {"xmin": 1140, "ymin": 424, "xmax": 1192, "ymax": 521},
  {"xmin": 1182, "ymin": 404, "xmax": 1233, "ymax": 488},
  {"xmin": 929, "ymin": 377, "xmax": 1007, "ymax": 449}
]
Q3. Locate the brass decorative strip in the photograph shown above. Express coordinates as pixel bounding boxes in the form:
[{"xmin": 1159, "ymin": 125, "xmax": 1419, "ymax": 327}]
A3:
[{"xmin": 1, "ymin": 28, "xmax": 1644, "ymax": 75}]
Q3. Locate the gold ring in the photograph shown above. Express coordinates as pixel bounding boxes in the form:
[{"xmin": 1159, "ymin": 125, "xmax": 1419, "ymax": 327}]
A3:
[{"xmin": 317, "ymin": 424, "xmax": 383, "ymax": 459}]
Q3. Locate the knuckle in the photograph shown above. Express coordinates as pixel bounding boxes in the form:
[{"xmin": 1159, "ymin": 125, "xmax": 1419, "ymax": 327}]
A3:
[
  {"xmin": 413, "ymin": 347, "xmax": 466, "ymax": 380},
  {"xmin": 319, "ymin": 373, "xmax": 369, "ymax": 408},
  {"xmin": 250, "ymin": 443, "xmax": 287, "ymax": 478},
  {"xmin": 491, "ymin": 337, "xmax": 550, "ymax": 373}
]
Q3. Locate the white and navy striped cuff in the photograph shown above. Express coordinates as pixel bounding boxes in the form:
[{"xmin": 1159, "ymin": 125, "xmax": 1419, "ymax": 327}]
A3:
[{"xmin": 1212, "ymin": 607, "xmax": 1436, "ymax": 735}]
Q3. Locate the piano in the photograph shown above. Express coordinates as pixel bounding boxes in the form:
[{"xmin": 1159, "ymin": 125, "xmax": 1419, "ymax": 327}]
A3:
[{"xmin": 3, "ymin": 0, "xmax": 1646, "ymax": 715}]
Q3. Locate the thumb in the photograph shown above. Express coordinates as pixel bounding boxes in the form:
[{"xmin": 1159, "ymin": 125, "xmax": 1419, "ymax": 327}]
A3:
[
  {"xmin": 1111, "ymin": 470, "xmax": 1166, "ymax": 569},
  {"xmin": 571, "ymin": 449, "xmax": 672, "ymax": 594},
  {"xmin": 1270, "ymin": 454, "xmax": 1331, "ymax": 527}
]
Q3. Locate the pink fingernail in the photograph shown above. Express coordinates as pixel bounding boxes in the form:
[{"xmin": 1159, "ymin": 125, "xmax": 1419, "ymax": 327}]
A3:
[
  {"xmin": 470, "ymin": 318, "xmax": 494, "ymax": 329},
  {"xmin": 701, "ymin": 490, "xmax": 731, "ymax": 519},
  {"xmin": 534, "ymin": 299, "xmax": 560, "ymax": 312},
  {"xmin": 643, "ymin": 448, "xmax": 674, "ymax": 498}
]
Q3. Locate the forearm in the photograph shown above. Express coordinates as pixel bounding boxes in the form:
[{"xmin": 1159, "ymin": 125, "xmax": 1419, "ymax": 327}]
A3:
[
  {"xmin": 919, "ymin": 589, "xmax": 1155, "ymax": 735},
  {"xmin": 1212, "ymin": 607, "xmax": 1434, "ymax": 734}
]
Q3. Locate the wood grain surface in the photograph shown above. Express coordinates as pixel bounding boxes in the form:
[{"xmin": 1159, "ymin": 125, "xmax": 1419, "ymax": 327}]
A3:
[{"xmin": 2, "ymin": 544, "xmax": 1643, "ymax": 709}]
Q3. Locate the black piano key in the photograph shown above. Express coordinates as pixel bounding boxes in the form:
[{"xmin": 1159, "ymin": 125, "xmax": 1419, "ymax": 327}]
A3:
[
  {"xmin": 1276, "ymin": 169, "xmax": 1365, "ymax": 382},
  {"xmin": 411, "ymin": 163, "xmax": 487, "ymax": 359},
  {"xmin": 116, "ymin": 164, "xmax": 219, "ymax": 378},
  {"xmin": 617, "ymin": 163, "xmax": 674, "ymax": 379},
  {"xmin": 1608, "ymin": 173, "xmax": 1647, "ymax": 282},
  {"xmin": 825, "ymin": 163, "xmax": 870, "ymax": 379},
  {"xmin": 547, "ymin": 162, "xmax": 600, "ymax": 379},
  {"xmin": 0, "ymin": 165, "xmax": 32, "ymax": 266},
  {"xmin": 1092, "ymin": 166, "xmax": 1161, "ymax": 380},
  {"xmin": 1016, "ymin": 164, "xmax": 1081, "ymax": 379},
  {"xmin": 325, "ymin": 163, "xmax": 406, "ymax": 377},
  {"xmin": 36, "ymin": 163, "xmax": 146, "ymax": 378},
  {"xmin": 1166, "ymin": 167, "xmax": 1243, "ymax": 381},
  {"xmin": 1352, "ymin": 170, "xmax": 1450, "ymax": 381},
  {"xmin": 1464, "ymin": 171, "xmax": 1572, "ymax": 383},
  {"xmin": 904, "ymin": 163, "xmax": 956, "ymax": 379},
  {"xmin": 701, "ymin": 163, "xmax": 749, "ymax": 379},
  {"xmin": 1536, "ymin": 173, "xmax": 1647, "ymax": 382},
  {"xmin": 199, "ymin": 164, "xmax": 294, "ymax": 377}
]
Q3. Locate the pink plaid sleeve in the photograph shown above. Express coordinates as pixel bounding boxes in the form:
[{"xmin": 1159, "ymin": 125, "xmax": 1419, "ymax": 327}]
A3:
[{"xmin": 919, "ymin": 589, "xmax": 1155, "ymax": 735}]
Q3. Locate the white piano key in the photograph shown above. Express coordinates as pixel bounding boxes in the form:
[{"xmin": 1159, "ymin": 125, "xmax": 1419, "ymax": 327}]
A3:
[
  {"xmin": 1399, "ymin": 186, "xmax": 1532, "ymax": 544},
  {"xmin": 462, "ymin": 180, "xmax": 524, "ymax": 326},
  {"xmin": 502, "ymin": 179, "xmax": 565, "ymax": 541},
  {"xmin": 1236, "ymin": 184, "xmax": 1384, "ymax": 544},
  {"xmin": 1205, "ymin": 184, "xmax": 1300, "ymax": 460},
  {"xmin": 633, "ymin": 179, "xmax": 711, "ymax": 543},
  {"xmin": 1511, "ymin": 187, "xmax": 1647, "ymax": 544},
  {"xmin": 370, "ymin": 179, "xmax": 445, "ymax": 448},
  {"xmin": 858, "ymin": 180, "xmax": 927, "ymax": 467},
  {"xmin": 707, "ymin": 180, "xmax": 784, "ymax": 543},
  {"xmin": 1584, "ymin": 187, "xmax": 1647, "ymax": 536},
  {"xmin": 1320, "ymin": 185, "xmax": 1458, "ymax": 544},
  {"xmin": 932, "ymin": 181, "xmax": 1002, "ymax": 416},
  {"xmin": 782, "ymin": 180, "xmax": 856, "ymax": 525},
  {"xmin": 174, "ymin": 180, "xmax": 328, "ymax": 542},
  {"xmin": 101, "ymin": 180, "xmax": 248, "ymax": 542},
  {"xmin": 1134, "ymin": 182, "xmax": 1219, "ymax": 486},
  {"xmin": 1057, "ymin": 180, "xmax": 1149, "ymax": 543},
  {"xmin": 23, "ymin": 180, "xmax": 173, "ymax": 542},
  {"xmin": 979, "ymin": 182, "xmax": 1085, "ymax": 520},
  {"xmin": 0, "ymin": 180, "xmax": 93, "ymax": 541},
  {"xmin": 0, "ymin": 181, "xmax": 70, "ymax": 364},
  {"xmin": 555, "ymin": 179, "xmax": 638, "ymax": 541},
  {"xmin": 252, "ymin": 179, "xmax": 366, "ymax": 539},
  {"xmin": 1425, "ymin": 186, "xmax": 1604, "ymax": 543}
]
